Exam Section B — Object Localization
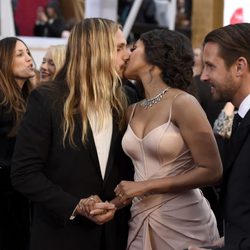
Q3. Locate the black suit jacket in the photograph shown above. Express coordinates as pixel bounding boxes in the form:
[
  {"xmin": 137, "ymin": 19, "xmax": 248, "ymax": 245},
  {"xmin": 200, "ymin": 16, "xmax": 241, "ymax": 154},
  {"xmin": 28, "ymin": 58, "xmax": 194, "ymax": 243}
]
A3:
[
  {"xmin": 0, "ymin": 91, "xmax": 30, "ymax": 250},
  {"xmin": 11, "ymin": 82, "xmax": 134, "ymax": 250},
  {"xmin": 218, "ymin": 109, "xmax": 250, "ymax": 250},
  {"xmin": 0, "ymin": 93, "xmax": 15, "ymax": 190}
]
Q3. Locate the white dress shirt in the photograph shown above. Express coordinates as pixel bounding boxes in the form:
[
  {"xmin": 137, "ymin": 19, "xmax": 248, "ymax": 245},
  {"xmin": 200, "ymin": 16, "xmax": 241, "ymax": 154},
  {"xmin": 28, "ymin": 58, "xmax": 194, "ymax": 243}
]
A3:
[{"xmin": 88, "ymin": 110, "xmax": 112, "ymax": 179}]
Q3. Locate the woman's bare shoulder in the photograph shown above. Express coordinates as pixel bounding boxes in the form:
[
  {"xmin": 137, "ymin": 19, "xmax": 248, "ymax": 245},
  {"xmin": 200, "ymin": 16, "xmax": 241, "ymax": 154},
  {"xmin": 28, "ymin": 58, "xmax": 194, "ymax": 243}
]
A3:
[{"xmin": 170, "ymin": 90, "xmax": 200, "ymax": 110}]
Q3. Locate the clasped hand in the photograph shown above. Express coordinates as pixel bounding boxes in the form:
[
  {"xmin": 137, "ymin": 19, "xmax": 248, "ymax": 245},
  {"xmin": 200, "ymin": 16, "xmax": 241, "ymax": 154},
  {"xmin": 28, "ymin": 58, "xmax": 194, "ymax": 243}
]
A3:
[
  {"xmin": 114, "ymin": 180, "xmax": 147, "ymax": 203},
  {"xmin": 76, "ymin": 195, "xmax": 116, "ymax": 225}
]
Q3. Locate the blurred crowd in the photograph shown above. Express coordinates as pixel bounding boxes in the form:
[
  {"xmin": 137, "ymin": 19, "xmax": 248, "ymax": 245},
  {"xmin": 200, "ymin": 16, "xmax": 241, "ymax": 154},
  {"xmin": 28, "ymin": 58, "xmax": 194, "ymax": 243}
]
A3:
[{"xmin": 11, "ymin": 0, "xmax": 192, "ymax": 40}]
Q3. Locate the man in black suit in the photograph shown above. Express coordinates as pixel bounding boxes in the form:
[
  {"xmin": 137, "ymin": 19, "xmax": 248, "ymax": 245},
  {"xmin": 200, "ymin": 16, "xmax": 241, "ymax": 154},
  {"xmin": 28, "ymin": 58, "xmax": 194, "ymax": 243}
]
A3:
[
  {"xmin": 11, "ymin": 18, "xmax": 136, "ymax": 250},
  {"xmin": 189, "ymin": 23, "xmax": 250, "ymax": 250}
]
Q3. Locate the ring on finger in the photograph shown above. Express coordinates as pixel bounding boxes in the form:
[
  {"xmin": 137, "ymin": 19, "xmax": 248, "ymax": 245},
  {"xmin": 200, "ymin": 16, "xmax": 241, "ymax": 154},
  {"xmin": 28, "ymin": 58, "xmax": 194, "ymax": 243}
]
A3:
[{"xmin": 88, "ymin": 195, "xmax": 96, "ymax": 201}]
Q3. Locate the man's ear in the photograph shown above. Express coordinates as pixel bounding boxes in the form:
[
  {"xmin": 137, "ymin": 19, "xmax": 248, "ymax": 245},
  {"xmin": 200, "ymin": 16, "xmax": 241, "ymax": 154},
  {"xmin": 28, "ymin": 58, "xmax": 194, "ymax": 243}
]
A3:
[{"xmin": 236, "ymin": 57, "xmax": 248, "ymax": 76}]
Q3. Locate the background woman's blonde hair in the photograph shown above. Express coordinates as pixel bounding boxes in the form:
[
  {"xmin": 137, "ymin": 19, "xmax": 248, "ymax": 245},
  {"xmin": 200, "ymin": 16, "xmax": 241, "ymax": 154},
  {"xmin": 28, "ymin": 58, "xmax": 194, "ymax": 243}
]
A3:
[
  {"xmin": 49, "ymin": 45, "xmax": 66, "ymax": 79},
  {"xmin": 55, "ymin": 18, "xmax": 128, "ymax": 146}
]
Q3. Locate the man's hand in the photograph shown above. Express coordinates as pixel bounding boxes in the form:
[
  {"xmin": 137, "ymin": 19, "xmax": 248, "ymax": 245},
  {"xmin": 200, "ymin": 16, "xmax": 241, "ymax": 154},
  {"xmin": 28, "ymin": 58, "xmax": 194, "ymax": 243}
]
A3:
[
  {"xmin": 75, "ymin": 195, "xmax": 116, "ymax": 225},
  {"xmin": 110, "ymin": 196, "xmax": 132, "ymax": 209},
  {"xmin": 89, "ymin": 202, "xmax": 116, "ymax": 225}
]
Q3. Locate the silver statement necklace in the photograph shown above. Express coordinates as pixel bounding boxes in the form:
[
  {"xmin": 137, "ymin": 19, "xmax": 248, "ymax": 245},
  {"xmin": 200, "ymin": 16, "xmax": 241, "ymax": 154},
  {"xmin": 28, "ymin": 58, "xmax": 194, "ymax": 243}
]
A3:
[{"xmin": 140, "ymin": 87, "xmax": 171, "ymax": 109}]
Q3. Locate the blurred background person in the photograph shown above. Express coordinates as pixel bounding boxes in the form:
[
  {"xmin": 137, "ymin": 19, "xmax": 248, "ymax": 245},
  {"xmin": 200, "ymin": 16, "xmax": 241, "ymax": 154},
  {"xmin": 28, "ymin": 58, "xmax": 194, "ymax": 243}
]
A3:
[
  {"xmin": 118, "ymin": 0, "xmax": 158, "ymax": 26},
  {"xmin": 193, "ymin": 46, "xmax": 203, "ymax": 77},
  {"xmin": 0, "ymin": 37, "xmax": 35, "ymax": 250},
  {"xmin": 175, "ymin": 0, "xmax": 192, "ymax": 38},
  {"xmin": 175, "ymin": 0, "xmax": 192, "ymax": 28},
  {"xmin": 33, "ymin": 1, "xmax": 66, "ymax": 37},
  {"xmin": 118, "ymin": 0, "xmax": 159, "ymax": 41},
  {"xmin": 40, "ymin": 44, "xmax": 66, "ymax": 82},
  {"xmin": 61, "ymin": 18, "xmax": 78, "ymax": 39}
]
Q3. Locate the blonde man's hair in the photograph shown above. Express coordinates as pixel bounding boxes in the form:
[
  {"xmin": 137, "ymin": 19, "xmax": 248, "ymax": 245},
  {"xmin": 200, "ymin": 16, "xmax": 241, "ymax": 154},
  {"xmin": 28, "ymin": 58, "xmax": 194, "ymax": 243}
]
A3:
[{"xmin": 55, "ymin": 18, "xmax": 128, "ymax": 146}]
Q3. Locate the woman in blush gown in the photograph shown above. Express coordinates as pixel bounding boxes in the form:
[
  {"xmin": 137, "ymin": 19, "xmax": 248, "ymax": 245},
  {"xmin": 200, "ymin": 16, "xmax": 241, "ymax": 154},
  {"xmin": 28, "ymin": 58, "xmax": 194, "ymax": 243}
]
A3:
[{"xmin": 114, "ymin": 29, "xmax": 222, "ymax": 250}]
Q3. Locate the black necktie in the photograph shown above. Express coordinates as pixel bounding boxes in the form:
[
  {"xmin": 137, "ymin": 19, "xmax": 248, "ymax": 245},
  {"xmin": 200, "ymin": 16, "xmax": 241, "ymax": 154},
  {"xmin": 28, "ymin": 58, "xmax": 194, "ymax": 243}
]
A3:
[{"xmin": 232, "ymin": 113, "xmax": 242, "ymax": 135}]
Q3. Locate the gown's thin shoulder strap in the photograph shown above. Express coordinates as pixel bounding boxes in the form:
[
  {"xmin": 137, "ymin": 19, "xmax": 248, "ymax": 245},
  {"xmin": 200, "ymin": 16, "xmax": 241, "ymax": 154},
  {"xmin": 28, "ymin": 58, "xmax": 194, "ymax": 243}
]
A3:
[
  {"xmin": 168, "ymin": 93, "xmax": 185, "ymax": 123},
  {"xmin": 128, "ymin": 103, "xmax": 138, "ymax": 124}
]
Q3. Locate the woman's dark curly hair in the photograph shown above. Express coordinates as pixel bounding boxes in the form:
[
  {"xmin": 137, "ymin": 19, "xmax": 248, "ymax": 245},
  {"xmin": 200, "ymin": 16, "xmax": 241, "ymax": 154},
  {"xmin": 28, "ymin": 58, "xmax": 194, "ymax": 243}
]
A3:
[{"xmin": 140, "ymin": 29, "xmax": 194, "ymax": 91}]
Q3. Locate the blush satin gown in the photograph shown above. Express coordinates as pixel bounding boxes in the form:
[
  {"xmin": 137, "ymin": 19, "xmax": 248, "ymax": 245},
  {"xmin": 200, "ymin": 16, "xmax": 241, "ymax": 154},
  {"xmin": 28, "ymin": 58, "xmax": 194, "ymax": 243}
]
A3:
[{"xmin": 122, "ymin": 103, "xmax": 219, "ymax": 250}]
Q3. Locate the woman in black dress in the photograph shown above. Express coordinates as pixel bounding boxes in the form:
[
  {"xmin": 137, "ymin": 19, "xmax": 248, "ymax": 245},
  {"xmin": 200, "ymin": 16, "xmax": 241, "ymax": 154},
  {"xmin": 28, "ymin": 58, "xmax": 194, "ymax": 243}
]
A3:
[{"xmin": 0, "ymin": 37, "xmax": 35, "ymax": 250}]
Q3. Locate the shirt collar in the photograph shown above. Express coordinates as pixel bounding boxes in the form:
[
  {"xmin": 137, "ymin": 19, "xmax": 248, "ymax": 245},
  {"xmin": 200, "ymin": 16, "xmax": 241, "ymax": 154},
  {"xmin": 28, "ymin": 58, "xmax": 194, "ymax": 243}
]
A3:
[{"xmin": 238, "ymin": 93, "xmax": 250, "ymax": 118}]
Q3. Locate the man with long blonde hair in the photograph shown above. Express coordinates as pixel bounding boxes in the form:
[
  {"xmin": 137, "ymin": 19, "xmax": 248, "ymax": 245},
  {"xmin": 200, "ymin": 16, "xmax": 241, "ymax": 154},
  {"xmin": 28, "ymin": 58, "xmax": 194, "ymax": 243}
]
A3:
[{"xmin": 11, "ymin": 18, "xmax": 134, "ymax": 250}]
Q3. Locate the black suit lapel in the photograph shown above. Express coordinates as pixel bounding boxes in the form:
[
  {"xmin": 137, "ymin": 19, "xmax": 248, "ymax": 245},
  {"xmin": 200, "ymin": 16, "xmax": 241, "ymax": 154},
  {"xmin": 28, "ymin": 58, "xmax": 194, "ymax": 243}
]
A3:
[
  {"xmin": 225, "ymin": 110, "xmax": 250, "ymax": 175},
  {"xmin": 75, "ymin": 115, "xmax": 102, "ymax": 178},
  {"xmin": 86, "ymin": 123, "xmax": 102, "ymax": 176}
]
